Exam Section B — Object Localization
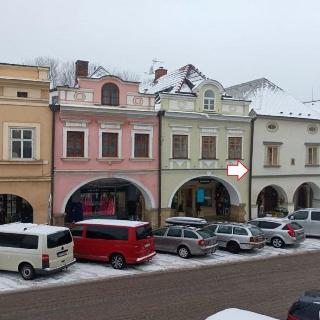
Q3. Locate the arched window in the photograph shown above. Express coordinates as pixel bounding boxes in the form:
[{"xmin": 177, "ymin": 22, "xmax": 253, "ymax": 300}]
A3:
[
  {"xmin": 101, "ymin": 83, "xmax": 119, "ymax": 106},
  {"xmin": 203, "ymin": 90, "xmax": 215, "ymax": 111}
]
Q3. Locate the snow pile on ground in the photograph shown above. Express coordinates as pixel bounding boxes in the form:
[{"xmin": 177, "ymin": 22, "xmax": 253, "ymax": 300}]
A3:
[{"xmin": 0, "ymin": 238, "xmax": 319, "ymax": 293}]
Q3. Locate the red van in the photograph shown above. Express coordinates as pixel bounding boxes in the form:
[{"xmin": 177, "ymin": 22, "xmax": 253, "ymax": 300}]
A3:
[{"xmin": 70, "ymin": 219, "xmax": 156, "ymax": 269}]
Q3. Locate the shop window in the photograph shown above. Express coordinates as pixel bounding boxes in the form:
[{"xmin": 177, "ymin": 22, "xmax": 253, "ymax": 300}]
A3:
[
  {"xmin": 202, "ymin": 136, "xmax": 216, "ymax": 159},
  {"xmin": 266, "ymin": 146, "xmax": 279, "ymax": 166},
  {"xmin": 307, "ymin": 146, "xmax": 318, "ymax": 165},
  {"xmin": 66, "ymin": 131, "xmax": 84, "ymax": 157},
  {"xmin": 228, "ymin": 137, "xmax": 242, "ymax": 159},
  {"xmin": 203, "ymin": 90, "xmax": 215, "ymax": 111},
  {"xmin": 101, "ymin": 83, "xmax": 119, "ymax": 106},
  {"xmin": 172, "ymin": 135, "xmax": 188, "ymax": 159},
  {"xmin": 10, "ymin": 128, "xmax": 34, "ymax": 159},
  {"xmin": 134, "ymin": 133, "xmax": 149, "ymax": 158},
  {"xmin": 102, "ymin": 132, "xmax": 118, "ymax": 157}
]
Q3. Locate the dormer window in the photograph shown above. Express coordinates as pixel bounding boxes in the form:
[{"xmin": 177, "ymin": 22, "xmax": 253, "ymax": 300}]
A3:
[
  {"xmin": 101, "ymin": 83, "xmax": 119, "ymax": 106},
  {"xmin": 203, "ymin": 90, "xmax": 215, "ymax": 111}
]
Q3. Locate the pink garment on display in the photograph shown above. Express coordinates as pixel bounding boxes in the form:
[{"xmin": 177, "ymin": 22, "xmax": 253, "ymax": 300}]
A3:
[
  {"xmin": 82, "ymin": 194, "xmax": 93, "ymax": 216},
  {"xmin": 99, "ymin": 194, "xmax": 109, "ymax": 215},
  {"xmin": 106, "ymin": 197, "xmax": 115, "ymax": 216}
]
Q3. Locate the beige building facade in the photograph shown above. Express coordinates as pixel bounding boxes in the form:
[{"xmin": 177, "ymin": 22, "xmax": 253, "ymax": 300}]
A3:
[{"xmin": 0, "ymin": 63, "xmax": 52, "ymax": 225}]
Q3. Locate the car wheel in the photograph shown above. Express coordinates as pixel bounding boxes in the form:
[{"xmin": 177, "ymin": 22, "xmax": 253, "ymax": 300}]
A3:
[
  {"xmin": 110, "ymin": 254, "xmax": 126, "ymax": 269},
  {"xmin": 227, "ymin": 241, "xmax": 240, "ymax": 254},
  {"xmin": 177, "ymin": 246, "xmax": 190, "ymax": 259},
  {"xmin": 19, "ymin": 263, "xmax": 35, "ymax": 280},
  {"xmin": 272, "ymin": 237, "xmax": 284, "ymax": 248}
]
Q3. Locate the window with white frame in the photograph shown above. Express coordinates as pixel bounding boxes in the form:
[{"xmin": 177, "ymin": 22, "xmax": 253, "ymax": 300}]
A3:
[
  {"xmin": 66, "ymin": 131, "xmax": 85, "ymax": 157},
  {"xmin": 201, "ymin": 136, "xmax": 216, "ymax": 159},
  {"xmin": 131, "ymin": 124, "xmax": 153, "ymax": 159},
  {"xmin": 266, "ymin": 145, "xmax": 279, "ymax": 166},
  {"xmin": 203, "ymin": 90, "xmax": 215, "ymax": 111},
  {"xmin": 10, "ymin": 128, "xmax": 34, "ymax": 159},
  {"xmin": 63, "ymin": 125, "xmax": 88, "ymax": 158},
  {"xmin": 228, "ymin": 137, "xmax": 242, "ymax": 159},
  {"xmin": 102, "ymin": 132, "xmax": 119, "ymax": 157},
  {"xmin": 307, "ymin": 146, "xmax": 318, "ymax": 165},
  {"xmin": 134, "ymin": 133, "xmax": 149, "ymax": 158},
  {"xmin": 172, "ymin": 135, "xmax": 188, "ymax": 159}
]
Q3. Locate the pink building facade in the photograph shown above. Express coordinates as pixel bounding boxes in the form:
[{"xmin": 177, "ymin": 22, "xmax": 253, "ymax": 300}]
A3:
[{"xmin": 51, "ymin": 61, "xmax": 159, "ymax": 227}]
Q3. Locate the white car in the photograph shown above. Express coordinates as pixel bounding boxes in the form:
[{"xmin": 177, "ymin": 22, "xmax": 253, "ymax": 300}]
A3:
[
  {"xmin": 205, "ymin": 308, "xmax": 278, "ymax": 320},
  {"xmin": 288, "ymin": 208, "xmax": 320, "ymax": 236},
  {"xmin": 0, "ymin": 223, "xmax": 75, "ymax": 280}
]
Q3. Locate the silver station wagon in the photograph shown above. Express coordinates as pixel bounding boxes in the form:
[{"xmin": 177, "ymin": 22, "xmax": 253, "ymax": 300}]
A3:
[
  {"xmin": 288, "ymin": 208, "xmax": 320, "ymax": 236},
  {"xmin": 152, "ymin": 225, "xmax": 218, "ymax": 258},
  {"xmin": 249, "ymin": 217, "xmax": 305, "ymax": 248},
  {"xmin": 202, "ymin": 223, "xmax": 265, "ymax": 254}
]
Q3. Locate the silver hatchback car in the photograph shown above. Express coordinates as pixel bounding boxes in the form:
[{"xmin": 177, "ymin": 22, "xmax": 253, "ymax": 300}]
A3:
[
  {"xmin": 152, "ymin": 225, "xmax": 218, "ymax": 258},
  {"xmin": 202, "ymin": 223, "xmax": 265, "ymax": 254},
  {"xmin": 248, "ymin": 217, "xmax": 305, "ymax": 248},
  {"xmin": 288, "ymin": 208, "xmax": 320, "ymax": 236}
]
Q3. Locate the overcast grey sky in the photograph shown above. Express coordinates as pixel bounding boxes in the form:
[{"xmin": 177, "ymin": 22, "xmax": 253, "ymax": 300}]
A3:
[{"xmin": 1, "ymin": 0, "xmax": 320, "ymax": 101}]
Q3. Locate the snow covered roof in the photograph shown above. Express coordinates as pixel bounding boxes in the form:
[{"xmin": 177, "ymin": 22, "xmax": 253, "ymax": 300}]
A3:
[
  {"xmin": 304, "ymin": 99, "xmax": 320, "ymax": 108},
  {"xmin": 140, "ymin": 64, "xmax": 207, "ymax": 95},
  {"xmin": 226, "ymin": 78, "xmax": 320, "ymax": 120},
  {"xmin": 0, "ymin": 223, "xmax": 69, "ymax": 235},
  {"xmin": 76, "ymin": 219, "xmax": 149, "ymax": 227},
  {"xmin": 89, "ymin": 66, "xmax": 111, "ymax": 79}
]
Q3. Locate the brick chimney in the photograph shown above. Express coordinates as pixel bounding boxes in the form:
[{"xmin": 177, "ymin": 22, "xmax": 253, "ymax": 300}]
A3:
[
  {"xmin": 154, "ymin": 67, "xmax": 167, "ymax": 82},
  {"xmin": 75, "ymin": 60, "xmax": 89, "ymax": 83}
]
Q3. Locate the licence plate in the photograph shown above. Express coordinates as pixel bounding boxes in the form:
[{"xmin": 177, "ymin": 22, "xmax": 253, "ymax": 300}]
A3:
[
  {"xmin": 144, "ymin": 243, "xmax": 151, "ymax": 248},
  {"xmin": 57, "ymin": 251, "xmax": 67, "ymax": 257}
]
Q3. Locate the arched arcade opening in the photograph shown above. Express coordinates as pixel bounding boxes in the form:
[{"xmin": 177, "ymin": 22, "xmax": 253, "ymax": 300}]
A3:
[
  {"xmin": 293, "ymin": 182, "xmax": 320, "ymax": 210},
  {"xmin": 0, "ymin": 194, "xmax": 33, "ymax": 224},
  {"xmin": 170, "ymin": 176, "xmax": 242, "ymax": 221},
  {"xmin": 65, "ymin": 178, "xmax": 149, "ymax": 223},
  {"xmin": 256, "ymin": 185, "xmax": 288, "ymax": 217}
]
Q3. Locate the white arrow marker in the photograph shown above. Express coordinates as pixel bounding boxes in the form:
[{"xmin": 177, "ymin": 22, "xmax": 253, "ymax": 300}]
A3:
[{"xmin": 227, "ymin": 161, "xmax": 249, "ymax": 180}]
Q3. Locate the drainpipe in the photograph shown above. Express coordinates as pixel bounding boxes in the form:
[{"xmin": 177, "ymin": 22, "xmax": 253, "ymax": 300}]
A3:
[
  {"xmin": 157, "ymin": 110, "xmax": 165, "ymax": 227},
  {"xmin": 49, "ymin": 102, "xmax": 60, "ymax": 225},
  {"xmin": 248, "ymin": 116, "xmax": 257, "ymax": 220}
]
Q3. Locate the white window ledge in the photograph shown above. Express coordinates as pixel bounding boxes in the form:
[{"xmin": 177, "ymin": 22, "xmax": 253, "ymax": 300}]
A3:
[
  {"xmin": 0, "ymin": 160, "xmax": 47, "ymax": 165},
  {"xmin": 129, "ymin": 158, "xmax": 154, "ymax": 162},
  {"xmin": 61, "ymin": 157, "xmax": 90, "ymax": 161}
]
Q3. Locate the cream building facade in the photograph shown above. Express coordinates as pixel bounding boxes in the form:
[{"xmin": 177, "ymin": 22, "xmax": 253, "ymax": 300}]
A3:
[{"xmin": 0, "ymin": 63, "xmax": 52, "ymax": 224}]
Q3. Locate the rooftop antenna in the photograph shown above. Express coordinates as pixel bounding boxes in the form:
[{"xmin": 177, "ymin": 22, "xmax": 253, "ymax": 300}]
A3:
[{"xmin": 145, "ymin": 58, "xmax": 164, "ymax": 75}]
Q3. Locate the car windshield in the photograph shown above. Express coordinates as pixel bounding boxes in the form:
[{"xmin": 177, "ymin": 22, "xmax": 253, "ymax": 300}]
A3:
[
  {"xmin": 249, "ymin": 227, "xmax": 263, "ymax": 236},
  {"xmin": 47, "ymin": 230, "xmax": 72, "ymax": 248},
  {"xmin": 197, "ymin": 230, "xmax": 212, "ymax": 239},
  {"xmin": 136, "ymin": 224, "xmax": 152, "ymax": 240}
]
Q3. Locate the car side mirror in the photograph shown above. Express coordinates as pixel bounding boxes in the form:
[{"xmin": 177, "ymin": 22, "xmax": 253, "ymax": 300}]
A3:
[{"xmin": 289, "ymin": 215, "xmax": 294, "ymax": 220}]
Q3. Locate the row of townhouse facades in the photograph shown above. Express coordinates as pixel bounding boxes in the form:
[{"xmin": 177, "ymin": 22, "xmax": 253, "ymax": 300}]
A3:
[{"xmin": 0, "ymin": 61, "xmax": 320, "ymax": 227}]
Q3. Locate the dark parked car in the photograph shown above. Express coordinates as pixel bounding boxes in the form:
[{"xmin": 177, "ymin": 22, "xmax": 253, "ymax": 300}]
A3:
[{"xmin": 288, "ymin": 290, "xmax": 320, "ymax": 320}]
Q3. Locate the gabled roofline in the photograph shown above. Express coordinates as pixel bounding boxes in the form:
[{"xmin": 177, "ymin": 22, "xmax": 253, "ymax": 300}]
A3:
[{"xmin": 78, "ymin": 75, "xmax": 140, "ymax": 85}]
